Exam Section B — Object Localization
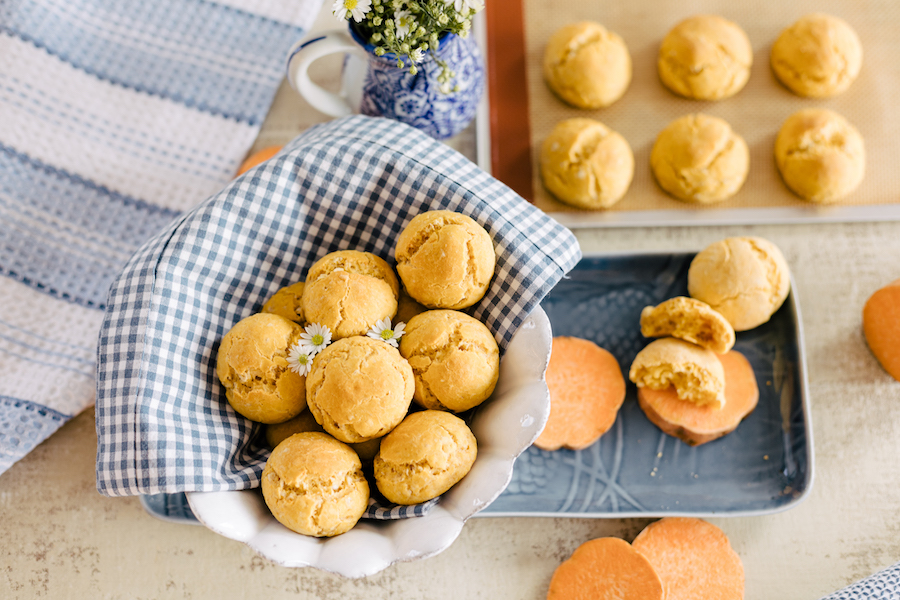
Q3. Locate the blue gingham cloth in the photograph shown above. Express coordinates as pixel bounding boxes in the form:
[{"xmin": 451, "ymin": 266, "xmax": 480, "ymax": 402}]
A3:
[
  {"xmin": 94, "ymin": 115, "xmax": 582, "ymax": 504},
  {"xmin": 0, "ymin": 0, "xmax": 321, "ymax": 476},
  {"xmin": 820, "ymin": 562, "xmax": 900, "ymax": 600},
  {"xmin": 364, "ymin": 497, "xmax": 439, "ymax": 520}
]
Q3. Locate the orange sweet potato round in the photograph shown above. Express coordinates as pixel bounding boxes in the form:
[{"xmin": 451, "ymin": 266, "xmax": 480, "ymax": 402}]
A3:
[
  {"xmin": 535, "ymin": 336, "xmax": 626, "ymax": 451},
  {"xmin": 235, "ymin": 145, "xmax": 282, "ymax": 177},
  {"xmin": 632, "ymin": 517, "xmax": 744, "ymax": 600},
  {"xmin": 863, "ymin": 278, "xmax": 900, "ymax": 381},
  {"xmin": 637, "ymin": 350, "xmax": 758, "ymax": 446},
  {"xmin": 547, "ymin": 537, "xmax": 665, "ymax": 600}
]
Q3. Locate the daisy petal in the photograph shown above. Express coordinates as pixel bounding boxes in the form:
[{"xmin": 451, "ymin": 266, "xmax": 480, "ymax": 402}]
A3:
[
  {"xmin": 287, "ymin": 342, "xmax": 315, "ymax": 376},
  {"xmin": 331, "ymin": 0, "xmax": 348, "ymax": 20}
]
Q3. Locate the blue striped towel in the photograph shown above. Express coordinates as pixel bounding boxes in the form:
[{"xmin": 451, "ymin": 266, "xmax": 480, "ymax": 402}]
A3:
[
  {"xmin": 0, "ymin": 0, "xmax": 322, "ymax": 475},
  {"xmin": 94, "ymin": 114, "xmax": 582, "ymax": 502}
]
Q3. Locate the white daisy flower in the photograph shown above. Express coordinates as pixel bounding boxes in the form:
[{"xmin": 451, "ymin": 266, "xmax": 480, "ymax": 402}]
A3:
[
  {"xmin": 394, "ymin": 10, "xmax": 416, "ymax": 39},
  {"xmin": 409, "ymin": 47, "xmax": 425, "ymax": 64},
  {"xmin": 287, "ymin": 343, "xmax": 314, "ymax": 376},
  {"xmin": 299, "ymin": 322, "xmax": 332, "ymax": 355},
  {"xmin": 444, "ymin": 0, "xmax": 483, "ymax": 13},
  {"xmin": 332, "ymin": 0, "xmax": 372, "ymax": 23},
  {"xmin": 331, "ymin": 0, "xmax": 348, "ymax": 21},
  {"xmin": 367, "ymin": 318, "xmax": 406, "ymax": 348}
]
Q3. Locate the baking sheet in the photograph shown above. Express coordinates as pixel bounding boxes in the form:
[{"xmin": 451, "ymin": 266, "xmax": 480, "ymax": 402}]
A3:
[{"xmin": 517, "ymin": 0, "xmax": 900, "ymax": 227}]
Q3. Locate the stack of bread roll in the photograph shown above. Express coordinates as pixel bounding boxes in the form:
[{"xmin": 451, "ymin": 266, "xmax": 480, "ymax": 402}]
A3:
[
  {"xmin": 216, "ymin": 210, "xmax": 503, "ymax": 537},
  {"xmin": 629, "ymin": 236, "xmax": 791, "ymax": 445}
]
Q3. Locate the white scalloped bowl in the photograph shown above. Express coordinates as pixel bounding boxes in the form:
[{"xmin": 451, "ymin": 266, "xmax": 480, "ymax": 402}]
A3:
[{"xmin": 186, "ymin": 306, "xmax": 552, "ymax": 578}]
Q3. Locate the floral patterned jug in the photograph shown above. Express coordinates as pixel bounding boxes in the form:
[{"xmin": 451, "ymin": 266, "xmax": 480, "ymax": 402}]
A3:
[{"xmin": 287, "ymin": 24, "xmax": 485, "ymax": 140}]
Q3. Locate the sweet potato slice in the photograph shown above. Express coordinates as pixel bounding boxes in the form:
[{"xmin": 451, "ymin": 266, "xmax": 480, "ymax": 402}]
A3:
[
  {"xmin": 535, "ymin": 336, "xmax": 626, "ymax": 451},
  {"xmin": 235, "ymin": 145, "xmax": 282, "ymax": 177},
  {"xmin": 637, "ymin": 350, "xmax": 758, "ymax": 446},
  {"xmin": 547, "ymin": 537, "xmax": 664, "ymax": 600},
  {"xmin": 863, "ymin": 278, "xmax": 900, "ymax": 381},
  {"xmin": 632, "ymin": 517, "xmax": 744, "ymax": 600}
]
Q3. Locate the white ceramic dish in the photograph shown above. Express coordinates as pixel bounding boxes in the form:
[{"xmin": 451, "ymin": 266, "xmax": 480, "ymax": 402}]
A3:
[{"xmin": 186, "ymin": 306, "xmax": 552, "ymax": 578}]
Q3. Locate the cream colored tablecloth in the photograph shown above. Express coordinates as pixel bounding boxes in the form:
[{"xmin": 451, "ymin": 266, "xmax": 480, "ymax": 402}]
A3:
[{"xmin": 2, "ymin": 5, "xmax": 900, "ymax": 600}]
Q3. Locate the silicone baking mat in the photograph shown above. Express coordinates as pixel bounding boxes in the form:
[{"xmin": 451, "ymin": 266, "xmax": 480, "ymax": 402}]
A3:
[{"xmin": 485, "ymin": 0, "xmax": 900, "ymax": 227}]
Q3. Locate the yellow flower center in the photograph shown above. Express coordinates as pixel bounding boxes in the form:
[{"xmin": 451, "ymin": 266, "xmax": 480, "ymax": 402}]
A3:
[{"xmin": 344, "ymin": 0, "xmax": 358, "ymax": 10}]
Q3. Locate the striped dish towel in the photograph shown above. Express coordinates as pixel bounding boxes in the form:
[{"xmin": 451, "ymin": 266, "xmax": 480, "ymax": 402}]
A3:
[{"xmin": 0, "ymin": 0, "xmax": 322, "ymax": 475}]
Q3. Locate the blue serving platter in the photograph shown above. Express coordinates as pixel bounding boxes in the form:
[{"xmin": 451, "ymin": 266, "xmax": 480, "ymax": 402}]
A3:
[
  {"xmin": 479, "ymin": 251, "xmax": 813, "ymax": 517},
  {"xmin": 141, "ymin": 251, "xmax": 813, "ymax": 524}
]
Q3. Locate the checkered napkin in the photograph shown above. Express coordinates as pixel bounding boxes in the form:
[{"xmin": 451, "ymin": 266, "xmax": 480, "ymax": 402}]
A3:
[
  {"xmin": 94, "ymin": 115, "xmax": 582, "ymax": 508},
  {"xmin": 363, "ymin": 497, "xmax": 439, "ymax": 520},
  {"xmin": 0, "ymin": 0, "xmax": 321, "ymax": 476},
  {"xmin": 819, "ymin": 562, "xmax": 900, "ymax": 600}
]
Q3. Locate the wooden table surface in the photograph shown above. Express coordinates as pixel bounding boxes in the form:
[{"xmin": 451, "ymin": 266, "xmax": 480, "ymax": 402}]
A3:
[{"xmin": 2, "ymin": 6, "xmax": 900, "ymax": 600}]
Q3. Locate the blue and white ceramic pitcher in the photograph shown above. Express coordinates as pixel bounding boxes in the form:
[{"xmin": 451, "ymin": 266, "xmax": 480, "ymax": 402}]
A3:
[{"xmin": 287, "ymin": 25, "xmax": 484, "ymax": 140}]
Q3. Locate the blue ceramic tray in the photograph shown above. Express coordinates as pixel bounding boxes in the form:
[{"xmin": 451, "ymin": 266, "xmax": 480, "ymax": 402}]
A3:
[
  {"xmin": 140, "ymin": 251, "xmax": 813, "ymax": 524},
  {"xmin": 480, "ymin": 251, "xmax": 813, "ymax": 517}
]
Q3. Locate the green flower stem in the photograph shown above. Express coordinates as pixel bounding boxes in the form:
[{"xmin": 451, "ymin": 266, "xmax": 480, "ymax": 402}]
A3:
[{"xmin": 350, "ymin": 0, "xmax": 482, "ymax": 92}]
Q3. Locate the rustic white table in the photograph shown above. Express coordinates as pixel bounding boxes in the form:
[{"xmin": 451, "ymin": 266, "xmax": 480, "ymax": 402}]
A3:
[{"xmin": 2, "ymin": 6, "xmax": 900, "ymax": 600}]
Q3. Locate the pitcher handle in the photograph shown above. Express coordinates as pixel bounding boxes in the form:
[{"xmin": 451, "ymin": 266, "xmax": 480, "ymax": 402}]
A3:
[{"xmin": 286, "ymin": 30, "xmax": 369, "ymax": 118}]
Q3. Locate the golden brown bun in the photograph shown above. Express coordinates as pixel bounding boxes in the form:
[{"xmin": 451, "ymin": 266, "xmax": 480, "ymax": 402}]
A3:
[
  {"xmin": 216, "ymin": 313, "xmax": 306, "ymax": 424},
  {"xmin": 306, "ymin": 336, "xmax": 414, "ymax": 443},
  {"xmin": 395, "ymin": 286, "xmax": 428, "ymax": 324},
  {"xmin": 399, "ymin": 310, "xmax": 499, "ymax": 412},
  {"xmin": 395, "ymin": 210, "xmax": 495, "ymax": 310},
  {"xmin": 543, "ymin": 21, "xmax": 631, "ymax": 109},
  {"xmin": 265, "ymin": 410, "xmax": 323, "ymax": 448},
  {"xmin": 658, "ymin": 15, "xmax": 753, "ymax": 100},
  {"xmin": 774, "ymin": 108, "xmax": 865, "ymax": 204},
  {"xmin": 650, "ymin": 114, "xmax": 749, "ymax": 203},
  {"xmin": 640, "ymin": 296, "xmax": 735, "ymax": 354},
  {"xmin": 771, "ymin": 13, "xmax": 862, "ymax": 98},
  {"xmin": 260, "ymin": 281, "xmax": 305, "ymax": 323},
  {"xmin": 628, "ymin": 337, "xmax": 726, "ymax": 409},
  {"xmin": 540, "ymin": 118, "xmax": 634, "ymax": 210},
  {"xmin": 301, "ymin": 250, "xmax": 398, "ymax": 339},
  {"xmin": 374, "ymin": 410, "xmax": 477, "ymax": 505},
  {"xmin": 261, "ymin": 432, "xmax": 369, "ymax": 537},
  {"xmin": 265, "ymin": 412, "xmax": 382, "ymax": 462},
  {"xmin": 688, "ymin": 236, "xmax": 791, "ymax": 331}
]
